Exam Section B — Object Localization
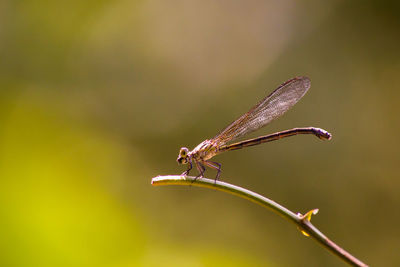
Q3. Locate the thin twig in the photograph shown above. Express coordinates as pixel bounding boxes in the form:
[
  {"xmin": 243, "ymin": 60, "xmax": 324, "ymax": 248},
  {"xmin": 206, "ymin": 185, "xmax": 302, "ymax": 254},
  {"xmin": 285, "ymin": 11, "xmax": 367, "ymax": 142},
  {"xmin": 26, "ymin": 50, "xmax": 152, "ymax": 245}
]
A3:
[{"xmin": 151, "ymin": 175, "xmax": 368, "ymax": 267}]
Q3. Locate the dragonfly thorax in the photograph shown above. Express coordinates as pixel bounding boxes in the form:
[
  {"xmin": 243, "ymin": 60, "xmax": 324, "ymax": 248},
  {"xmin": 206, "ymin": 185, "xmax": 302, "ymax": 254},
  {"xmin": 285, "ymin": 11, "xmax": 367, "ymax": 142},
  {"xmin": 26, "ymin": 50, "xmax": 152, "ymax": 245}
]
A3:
[
  {"xmin": 176, "ymin": 140, "xmax": 219, "ymax": 166},
  {"xmin": 190, "ymin": 140, "xmax": 219, "ymax": 161}
]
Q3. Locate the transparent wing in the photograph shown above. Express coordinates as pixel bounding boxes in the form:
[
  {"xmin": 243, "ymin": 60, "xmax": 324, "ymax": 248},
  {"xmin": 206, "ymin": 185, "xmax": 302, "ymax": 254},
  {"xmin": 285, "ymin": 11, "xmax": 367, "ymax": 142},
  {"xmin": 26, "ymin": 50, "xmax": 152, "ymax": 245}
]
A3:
[{"xmin": 212, "ymin": 76, "xmax": 311, "ymax": 145}]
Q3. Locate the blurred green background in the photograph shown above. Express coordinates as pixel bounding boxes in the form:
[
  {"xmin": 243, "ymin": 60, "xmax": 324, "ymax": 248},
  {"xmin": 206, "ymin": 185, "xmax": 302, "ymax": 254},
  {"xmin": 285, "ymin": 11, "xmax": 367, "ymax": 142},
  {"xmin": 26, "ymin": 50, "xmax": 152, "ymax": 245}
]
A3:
[{"xmin": 1, "ymin": 0, "xmax": 399, "ymax": 266}]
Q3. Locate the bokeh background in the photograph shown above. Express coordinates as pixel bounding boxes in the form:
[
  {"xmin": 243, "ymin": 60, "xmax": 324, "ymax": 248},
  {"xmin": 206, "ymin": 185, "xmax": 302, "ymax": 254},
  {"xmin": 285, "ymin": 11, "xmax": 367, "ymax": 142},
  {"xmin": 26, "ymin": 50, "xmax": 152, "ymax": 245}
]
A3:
[{"xmin": 1, "ymin": 0, "xmax": 399, "ymax": 266}]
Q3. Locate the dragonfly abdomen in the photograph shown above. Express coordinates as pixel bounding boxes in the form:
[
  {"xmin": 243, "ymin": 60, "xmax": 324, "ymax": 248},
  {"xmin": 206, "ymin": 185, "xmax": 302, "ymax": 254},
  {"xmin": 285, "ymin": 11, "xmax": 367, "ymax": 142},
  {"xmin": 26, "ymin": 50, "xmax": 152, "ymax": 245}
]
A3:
[{"xmin": 220, "ymin": 127, "xmax": 332, "ymax": 152}]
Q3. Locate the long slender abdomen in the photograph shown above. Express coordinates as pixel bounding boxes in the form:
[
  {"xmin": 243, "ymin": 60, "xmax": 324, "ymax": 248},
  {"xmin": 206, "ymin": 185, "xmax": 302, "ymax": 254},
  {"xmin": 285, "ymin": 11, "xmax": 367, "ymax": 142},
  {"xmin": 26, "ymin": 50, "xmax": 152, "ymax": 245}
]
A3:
[{"xmin": 219, "ymin": 127, "xmax": 331, "ymax": 152}]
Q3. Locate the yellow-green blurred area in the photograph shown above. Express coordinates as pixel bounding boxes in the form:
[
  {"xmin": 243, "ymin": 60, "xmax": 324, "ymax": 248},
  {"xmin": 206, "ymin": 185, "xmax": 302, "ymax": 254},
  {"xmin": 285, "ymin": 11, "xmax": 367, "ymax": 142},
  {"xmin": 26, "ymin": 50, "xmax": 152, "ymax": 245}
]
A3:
[{"xmin": 1, "ymin": 0, "xmax": 399, "ymax": 266}]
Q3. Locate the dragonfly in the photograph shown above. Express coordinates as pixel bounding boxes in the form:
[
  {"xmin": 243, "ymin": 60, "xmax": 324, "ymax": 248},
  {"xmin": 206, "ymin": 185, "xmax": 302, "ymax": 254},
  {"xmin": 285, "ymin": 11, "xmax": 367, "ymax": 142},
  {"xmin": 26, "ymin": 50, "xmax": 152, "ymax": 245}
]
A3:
[{"xmin": 177, "ymin": 76, "xmax": 332, "ymax": 181}]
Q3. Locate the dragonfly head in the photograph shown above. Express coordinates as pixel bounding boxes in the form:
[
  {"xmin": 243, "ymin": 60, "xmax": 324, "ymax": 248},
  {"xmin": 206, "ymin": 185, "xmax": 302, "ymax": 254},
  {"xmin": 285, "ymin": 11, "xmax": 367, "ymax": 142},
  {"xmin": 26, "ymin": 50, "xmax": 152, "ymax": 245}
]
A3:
[{"xmin": 177, "ymin": 147, "xmax": 189, "ymax": 164}]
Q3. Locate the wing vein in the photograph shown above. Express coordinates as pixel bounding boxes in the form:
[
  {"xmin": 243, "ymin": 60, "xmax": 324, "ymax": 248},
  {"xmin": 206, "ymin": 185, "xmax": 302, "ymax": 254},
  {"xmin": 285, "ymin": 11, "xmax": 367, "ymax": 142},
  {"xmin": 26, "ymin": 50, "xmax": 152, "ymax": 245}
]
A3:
[{"xmin": 212, "ymin": 76, "xmax": 311, "ymax": 145}]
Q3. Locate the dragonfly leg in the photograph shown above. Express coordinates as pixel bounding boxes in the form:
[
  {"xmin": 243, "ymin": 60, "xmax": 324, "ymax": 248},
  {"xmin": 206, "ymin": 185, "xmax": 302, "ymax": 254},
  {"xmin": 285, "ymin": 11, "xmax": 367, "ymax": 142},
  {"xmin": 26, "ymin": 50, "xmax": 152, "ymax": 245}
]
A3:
[
  {"xmin": 194, "ymin": 161, "xmax": 206, "ymax": 181},
  {"xmin": 181, "ymin": 159, "xmax": 192, "ymax": 176},
  {"xmin": 204, "ymin": 160, "xmax": 222, "ymax": 183}
]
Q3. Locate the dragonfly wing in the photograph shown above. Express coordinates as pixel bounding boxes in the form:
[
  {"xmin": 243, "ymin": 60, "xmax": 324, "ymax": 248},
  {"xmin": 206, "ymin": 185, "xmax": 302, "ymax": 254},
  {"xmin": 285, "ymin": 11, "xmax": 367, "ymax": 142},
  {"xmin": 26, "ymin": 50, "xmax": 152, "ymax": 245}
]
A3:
[{"xmin": 212, "ymin": 76, "xmax": 311, "ymax": 145}]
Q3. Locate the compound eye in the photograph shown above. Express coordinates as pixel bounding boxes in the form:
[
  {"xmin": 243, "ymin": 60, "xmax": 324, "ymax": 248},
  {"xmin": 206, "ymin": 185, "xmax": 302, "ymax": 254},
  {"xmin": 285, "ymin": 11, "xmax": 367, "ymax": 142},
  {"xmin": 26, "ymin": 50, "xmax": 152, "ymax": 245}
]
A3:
[{"xmin": 180, "ymin": 147, "xmax": 188, "ymax": 157}]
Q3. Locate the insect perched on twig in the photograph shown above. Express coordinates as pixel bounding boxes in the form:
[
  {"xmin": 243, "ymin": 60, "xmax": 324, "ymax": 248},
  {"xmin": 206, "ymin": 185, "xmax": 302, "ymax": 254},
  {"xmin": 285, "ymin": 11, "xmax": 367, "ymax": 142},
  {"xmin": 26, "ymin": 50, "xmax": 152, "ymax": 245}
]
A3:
[{"xmin": 177, "ymin": 76, "xmax": 332, "ymax": 181}]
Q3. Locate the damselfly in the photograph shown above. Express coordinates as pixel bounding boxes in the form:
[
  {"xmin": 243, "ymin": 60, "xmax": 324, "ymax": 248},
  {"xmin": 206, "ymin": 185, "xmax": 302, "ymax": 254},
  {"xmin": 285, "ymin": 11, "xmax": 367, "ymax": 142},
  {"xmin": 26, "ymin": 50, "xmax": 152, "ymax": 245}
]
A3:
[{"xmin": 177, "ymin": 76, "xmax": 332, "ymax": 181}]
